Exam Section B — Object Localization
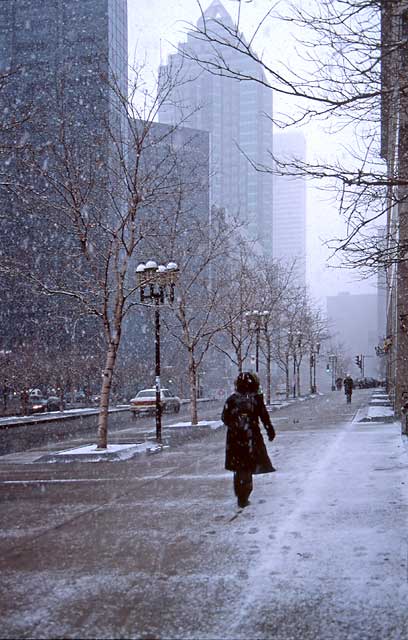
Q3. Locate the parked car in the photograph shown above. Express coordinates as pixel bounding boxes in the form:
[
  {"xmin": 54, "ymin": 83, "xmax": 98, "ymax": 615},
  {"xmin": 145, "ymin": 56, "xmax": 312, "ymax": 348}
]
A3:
[
  {"xmin": 130, "ymin": 388, "xmax": 181, "ymax": 417},
  {"xmin": 65, "ymin": 390, "xmax": 86, "ymax": 405},
  {"xmin": 28, "ymin": 395, "xmax": 65, "ymax": 414},
  {"xmin": 29, "ymin": 388, "xmax": 43, "ymax": 399},
  {"xmin": 28, "ymin": 397, "xmax": 48, "ymax": 414},
  {"xmin": 46, "ymin": 396, "xmax": 65, "ymax": 411},
  {"xmin": 356, "ymin": 377, "xmax": 380, "ymax": 389}
]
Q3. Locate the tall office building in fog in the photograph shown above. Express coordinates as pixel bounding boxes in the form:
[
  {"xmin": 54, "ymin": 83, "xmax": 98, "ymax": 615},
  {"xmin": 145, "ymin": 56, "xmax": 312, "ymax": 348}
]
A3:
[
  {"xmin": 0, "ymin": 0, "xmax": 128, "ymax": 348},
  {"xmin": 0, "ymin": 0, "xmax": 127, "ymax": 138},
  {"xmin": 273, "ymin": 132, "xmax": 307, "ymax": 283},
  {"xmin": 157, "ymin": 0, "xmax": 273, "ymax": 252}
]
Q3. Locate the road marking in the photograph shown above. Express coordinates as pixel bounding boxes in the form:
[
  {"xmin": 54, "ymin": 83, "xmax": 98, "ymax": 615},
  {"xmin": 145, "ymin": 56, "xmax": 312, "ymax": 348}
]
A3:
[{"xmin": 0, "ymin": 475, "xmax": 170, "ymax": 485}]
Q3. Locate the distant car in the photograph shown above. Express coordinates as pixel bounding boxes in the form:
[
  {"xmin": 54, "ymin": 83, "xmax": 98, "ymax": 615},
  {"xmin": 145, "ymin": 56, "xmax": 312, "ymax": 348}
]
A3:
[
  {"xmin": 73, "ymin": 390, "xmax": 86, "ymax": 403},
  {"xmin": 356, "ymin": 377, "xmax": 379, "ymax": 389},
  {"xmin": 130, "ymin": 388, "xmax": 181, "ymax": 417},
  {"xmin": 29, "ymin": 388, "xmax": 43, "ymax": 399},
  {"xmin": 28, "ymin": 398, "xmax": 48, "ymax": 414},
  {"xmin": 28, "ymin": 396, "xmax": 65, "ymax": 414},
  {"xmin": 46, "ymin": 396, "xmax": 65, "ymax": 411},
  {"xmin": 65, "ymin": 390, "xmax": 86, "ymax": 405}
]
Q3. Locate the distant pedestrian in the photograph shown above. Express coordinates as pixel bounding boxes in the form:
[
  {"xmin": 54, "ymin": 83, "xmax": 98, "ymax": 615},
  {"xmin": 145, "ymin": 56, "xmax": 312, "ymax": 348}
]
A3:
[
  {"xmin": 343, "ymin": 374, "xmax": 354, "ymax": 403},
  {"xmin": 222, "ymin": 372, "xmax": 276, "ymax": 509},
  {"xmin": 335, "ymin": 377, "xmax": 343, "ymax": 391}
]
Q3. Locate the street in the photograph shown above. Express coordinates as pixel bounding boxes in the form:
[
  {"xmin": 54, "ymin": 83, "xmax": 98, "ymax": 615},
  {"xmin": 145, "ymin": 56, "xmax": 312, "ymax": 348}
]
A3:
[{"xmin": 1, "ymin": 389, "xmax": 408, "ymax": 639}]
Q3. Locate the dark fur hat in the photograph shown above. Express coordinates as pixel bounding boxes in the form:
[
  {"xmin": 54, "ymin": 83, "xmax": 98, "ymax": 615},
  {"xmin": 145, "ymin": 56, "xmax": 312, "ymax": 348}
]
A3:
[{"xmin": 235, "ymin": 371, "xmax": 260, "ymax": 394}]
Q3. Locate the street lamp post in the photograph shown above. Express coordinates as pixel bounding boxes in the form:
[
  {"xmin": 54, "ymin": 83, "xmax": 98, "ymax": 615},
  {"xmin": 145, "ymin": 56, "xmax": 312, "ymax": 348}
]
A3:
[
  {"xmin": 286, "ymin": 331, "xmax": 294, "ymax": 398},
  {"xmin": 310, "ymin": 341, "xmax": 320, "ymax": 394},
  {"xmin": 287, "ymin": 331, "xmax": 303, "ymax": 398},
  {"xmin": 295, "ymin": 331, "xmax": 302, "ymax": 397},
  {"xmin": 245, "ymin": 310, "xmax": 270, "ymax": 382},
  {"xmin": 136, "ymin": 260, "xmax": 179, "ymax": 443},
  {"xmin": 328, "ymin": 353, "xmax": 337, "ymax": 391}
]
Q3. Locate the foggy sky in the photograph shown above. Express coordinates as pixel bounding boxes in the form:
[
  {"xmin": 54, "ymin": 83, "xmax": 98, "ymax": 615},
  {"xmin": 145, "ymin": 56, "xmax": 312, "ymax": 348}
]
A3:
[{"xmin": 128, "ymin": 0, "xmax": 378, "ymax": 303}]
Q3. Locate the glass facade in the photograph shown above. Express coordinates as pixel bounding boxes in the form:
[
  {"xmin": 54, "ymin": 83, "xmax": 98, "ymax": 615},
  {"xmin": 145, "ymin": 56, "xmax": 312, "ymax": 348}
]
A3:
[
  {"xmin": 0, "ymin": 0, "xmax": 128, "ymax": 128},
  {"xmin": 0, "ymin": 0, "xmax": 128, "ymax": 347},
  {"xmin": 157, "ymin": 0, "xmax": 273, "ymax": 254}
]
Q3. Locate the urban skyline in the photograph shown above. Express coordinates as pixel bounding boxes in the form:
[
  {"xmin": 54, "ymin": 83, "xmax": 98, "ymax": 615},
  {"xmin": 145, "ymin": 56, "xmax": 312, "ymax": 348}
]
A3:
[{"xmin": 157, "ymin": 0, "xmax": 274, "ymax": 255}]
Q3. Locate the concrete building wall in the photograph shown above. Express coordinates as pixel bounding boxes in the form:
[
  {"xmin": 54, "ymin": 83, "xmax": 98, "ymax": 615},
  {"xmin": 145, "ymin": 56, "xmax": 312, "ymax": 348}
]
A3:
[{"xmin": 381, "ymin": 1, "xmax": 408, "ymax": 417}]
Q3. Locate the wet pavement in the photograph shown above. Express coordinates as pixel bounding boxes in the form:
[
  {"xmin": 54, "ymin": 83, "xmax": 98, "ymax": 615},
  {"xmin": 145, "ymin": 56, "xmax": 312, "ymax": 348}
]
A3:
[{"xmin": 1, "ymin": 389, "xmax": 407, "ymax": 639}]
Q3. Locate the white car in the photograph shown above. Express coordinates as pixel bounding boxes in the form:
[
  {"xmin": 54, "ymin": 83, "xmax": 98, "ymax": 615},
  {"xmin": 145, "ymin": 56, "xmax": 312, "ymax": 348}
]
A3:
[{"xmin": 130, "ymin": 388, "xmax": 181, "ymax": 416}]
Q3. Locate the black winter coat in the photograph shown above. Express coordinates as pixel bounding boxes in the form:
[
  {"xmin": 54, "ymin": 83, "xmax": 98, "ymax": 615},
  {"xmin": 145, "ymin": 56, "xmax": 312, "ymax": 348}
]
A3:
[
  {"xmin": 222, "ymin": 391, "xmax": 275, "ymax": 474},
  {"xmin": 344, "ymin": 377, "xmax": 354, "ymax": 394}
]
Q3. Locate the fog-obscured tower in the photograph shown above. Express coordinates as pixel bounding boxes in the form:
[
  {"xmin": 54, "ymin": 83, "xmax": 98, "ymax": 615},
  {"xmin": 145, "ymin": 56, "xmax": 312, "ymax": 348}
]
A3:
[
  {"xmin": 0, "ymin": 0, "xmax": 128, "ymax": 349},
  {"xmin": 272, "ymin": 131, "xmax": 307, "ymax": 284},
  {"xmin": 157, "ymin": 0, "xmax": 273, "ymax": 253},
  {"xmin": 0, "ymin": 0, "xmax": 127, "ymax": 123}
]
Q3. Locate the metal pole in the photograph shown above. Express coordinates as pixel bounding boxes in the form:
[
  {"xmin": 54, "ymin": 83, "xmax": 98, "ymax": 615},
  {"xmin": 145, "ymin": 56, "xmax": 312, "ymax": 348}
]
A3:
[
  {"xmin": 361, "ymin": 354, "xmax": 365, "ymax": 378},
  {"xmin": 313, "ymin": 353, "xmax": 317, "ymax": 393},
  {"xmin": 293, "ymin": 353, "xmax": 296, "ymax": 398},
  {"xmin": 266, "ymin": 337, "xmax": 271, "ymax": 405},
  {"xmin": 255, "ymin": 326, "xmax": 260, "ymax": 374},
  {"xmin": 331, "ymin": 356, "xmax": 336, "ymax": 391},
  {"xmin": 155, "ymin": 296, "xmax": 162, "ymax": 443},
  {"xmin": 286, "ymin": 352, "xmax": 290, "ymax": 399}
]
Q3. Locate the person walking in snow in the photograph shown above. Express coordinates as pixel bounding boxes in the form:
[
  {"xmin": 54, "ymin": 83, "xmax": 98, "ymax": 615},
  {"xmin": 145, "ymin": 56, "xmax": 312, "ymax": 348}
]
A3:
[
  {"xmin": 222, "ymin": 372, "xmax": 276, "ymax": 509},
  {"xmin": 343, "ymin": 374, "xmax": 354, "ymax": 403}
]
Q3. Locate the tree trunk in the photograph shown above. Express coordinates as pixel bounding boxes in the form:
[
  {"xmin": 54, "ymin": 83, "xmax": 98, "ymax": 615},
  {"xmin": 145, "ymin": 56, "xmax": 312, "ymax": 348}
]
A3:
[
  {"xmin": 285, "ymin": 355, "xmax": 290, "ymax": 399},
  {"xmin": 296, "ymin": 363, "xmax": 301, "ymax": 397},
  {"xmin": 188, "ymin": 351, "xmax": 198, "ymax": 425},
  {"xmin": 266, "ymin": 338, "xmax": 271, "ymax": 405},
  {"xmin": 237, "ymin": 344, "xmax": 243, "ymax": 374},
  {"xmin": 97, "ymin": 340, "xmax": 118, "ymax": 449}
]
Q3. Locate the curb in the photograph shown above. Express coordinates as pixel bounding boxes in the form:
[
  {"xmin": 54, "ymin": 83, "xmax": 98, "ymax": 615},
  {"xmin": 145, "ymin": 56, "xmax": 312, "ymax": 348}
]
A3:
[{"xmin": 31, "ymin": 422, "xmax": 224, "ymax": 464}]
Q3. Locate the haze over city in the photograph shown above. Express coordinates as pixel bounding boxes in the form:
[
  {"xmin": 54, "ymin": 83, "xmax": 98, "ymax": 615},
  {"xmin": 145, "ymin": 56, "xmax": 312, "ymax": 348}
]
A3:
[
  {"xmin": 1, "ymin": 2, "xmax": 407, "ymax": 639},
  {"xmin": 129, "ymin": 0, "xmax": 379, "ymax": 301}
]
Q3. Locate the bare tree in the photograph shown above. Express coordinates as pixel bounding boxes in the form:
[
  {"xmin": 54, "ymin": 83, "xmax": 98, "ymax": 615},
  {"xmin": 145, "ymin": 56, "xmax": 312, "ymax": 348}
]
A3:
[
  {"xmin": 211, "ymin": 243, "xmax": 259, "ymax": 375},
  {"xmin": 253, "ymin": 257, "xmax": 299, "ymax": 403},
  {"xmin": 160, "ymin": 207, "xmax": 244, "ymax": 425},
  {"xmin": 1, "ymin": 63, "xmax": 203, "ymax": 447},
  {"xmin": 271, "ymin": 286, "xmax": 313, "ymax": 398},
  {"xmin": 181, "ymin": 0, "xmax": 408, "ymax": 272}
]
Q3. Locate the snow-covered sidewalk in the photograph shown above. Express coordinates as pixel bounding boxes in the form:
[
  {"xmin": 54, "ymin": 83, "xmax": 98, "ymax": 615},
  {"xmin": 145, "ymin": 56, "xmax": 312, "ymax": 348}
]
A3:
[{"xmin": 1, "ymin": 389, "xmax": 408, "ymax": 639}]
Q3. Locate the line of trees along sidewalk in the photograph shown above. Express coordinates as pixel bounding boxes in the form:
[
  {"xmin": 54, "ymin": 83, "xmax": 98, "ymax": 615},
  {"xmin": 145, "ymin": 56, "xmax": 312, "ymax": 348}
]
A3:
[
  {"xmin": 0, "ymin": 55, "xmax": 329, "ymax": 445},
  {"xmin": 183, "ymin": 0, "xmax": 408, "ymax": 412}
]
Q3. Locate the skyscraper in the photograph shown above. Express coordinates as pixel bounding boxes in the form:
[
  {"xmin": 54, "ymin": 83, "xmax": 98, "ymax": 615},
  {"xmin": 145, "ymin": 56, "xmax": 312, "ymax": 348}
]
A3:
[
  {"xmin": 0, "ymin": 0, "xmax": 128, "ymax": 349},
  {"xmin": 272, "ymin": 131, "xmax": 307, "ymax": 284},
  {"xmin": 157, "ymin": 0, "xmax": 273, "ymax": 253},
  {"xmin": 0, "ymin": 0, "xmax": 127, "ymax": 139}
]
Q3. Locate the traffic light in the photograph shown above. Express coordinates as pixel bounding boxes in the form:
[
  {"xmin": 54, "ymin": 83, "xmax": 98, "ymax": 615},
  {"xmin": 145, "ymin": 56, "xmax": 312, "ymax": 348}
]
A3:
[
  {"xmin": 355, "ymin": 355, "xmax": 362, "ymax": 369},
  {"xmin": 326, "ymin": 362, "xmax": 330, "ymax": 372}
]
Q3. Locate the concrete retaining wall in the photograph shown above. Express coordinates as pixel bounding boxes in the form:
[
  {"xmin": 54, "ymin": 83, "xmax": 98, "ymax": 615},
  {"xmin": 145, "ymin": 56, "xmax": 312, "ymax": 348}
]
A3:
[
  {"xmin": 0, "ymin": 398, "xmax": 219, "ymax": 456},
  {"xmin": 0, "ymin": 408, "xmax": 132, "ymax": 456}
]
